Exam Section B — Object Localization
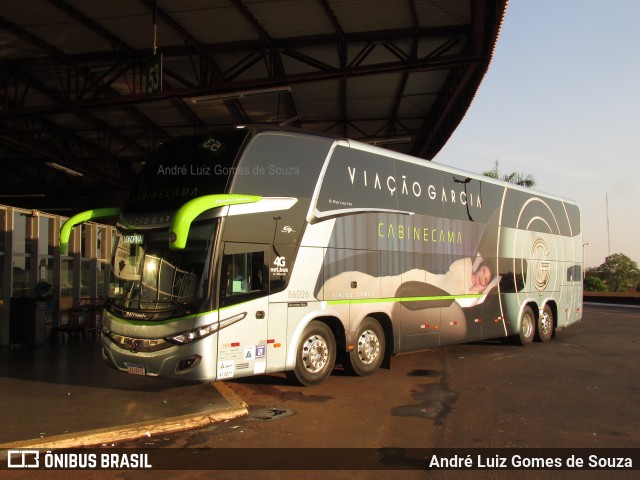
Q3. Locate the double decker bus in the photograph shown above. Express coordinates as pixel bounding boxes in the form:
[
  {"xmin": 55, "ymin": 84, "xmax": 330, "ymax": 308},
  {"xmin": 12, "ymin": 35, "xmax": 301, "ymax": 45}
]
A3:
[{"xmin": 60, "ymin": 126, "xmax": 583, "ymax": 386}]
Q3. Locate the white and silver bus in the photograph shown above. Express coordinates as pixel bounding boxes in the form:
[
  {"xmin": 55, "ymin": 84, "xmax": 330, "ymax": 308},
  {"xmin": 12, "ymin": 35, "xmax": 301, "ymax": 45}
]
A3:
[{"xmin": 60, "ymin": 126, "xmax": 583, "ymax": 386}]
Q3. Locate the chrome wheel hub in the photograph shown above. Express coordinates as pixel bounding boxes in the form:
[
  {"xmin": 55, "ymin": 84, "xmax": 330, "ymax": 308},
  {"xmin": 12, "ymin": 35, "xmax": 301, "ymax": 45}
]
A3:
[
  {"xmin": 301, "ymin": 334, "xmax": 329, "ymax": 373},
  {"xmin": 357, "ymin": 330, "xmax": 380, "ymax": 365},
  {"xmin": 540, "ymin": 312, "xmax": 552, "ymax": 335},
  {"xmin": 522, "ymin": 313, "xmax": 534, "ymax": 337}
]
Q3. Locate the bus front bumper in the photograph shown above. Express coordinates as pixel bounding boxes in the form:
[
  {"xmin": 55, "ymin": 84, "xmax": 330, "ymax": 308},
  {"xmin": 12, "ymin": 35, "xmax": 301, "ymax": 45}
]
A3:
[{"xmin": 101, "ymin": 331, "xmax": 218, "ymax": 382}]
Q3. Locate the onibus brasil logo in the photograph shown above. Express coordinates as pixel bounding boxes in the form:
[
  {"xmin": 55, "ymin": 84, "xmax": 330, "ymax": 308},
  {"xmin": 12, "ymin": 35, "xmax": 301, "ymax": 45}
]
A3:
[{"xmin": 6, "ymin": 449, "xmax": 152, "ymax": 469}]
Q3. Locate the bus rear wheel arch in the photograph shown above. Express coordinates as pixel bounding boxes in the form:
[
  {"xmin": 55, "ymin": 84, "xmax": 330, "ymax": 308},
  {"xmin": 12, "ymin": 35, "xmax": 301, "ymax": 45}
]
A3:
[
  {"xmin": 343, "ymin": 316, "xmax": 386, "ymax": 376},
  {"xmin": 286, "ymin": 320, "xmax": 336, "ymax": 386}
]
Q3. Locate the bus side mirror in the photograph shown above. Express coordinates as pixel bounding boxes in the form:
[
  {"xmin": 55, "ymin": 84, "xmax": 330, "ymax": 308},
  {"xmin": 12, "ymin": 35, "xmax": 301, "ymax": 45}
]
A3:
[
  {"xmin": 169, "ymin": 194, "xmax": 262, "ymax": 250},
  {"xmin": 60, "ymin": 208, "xmax": 121, "ymax": 255}
]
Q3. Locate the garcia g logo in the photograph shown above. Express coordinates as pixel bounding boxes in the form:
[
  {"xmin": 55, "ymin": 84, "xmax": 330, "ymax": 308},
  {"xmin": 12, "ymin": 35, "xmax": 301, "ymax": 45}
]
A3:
[{"xmin": 531, "ymin": 237, "xmax": 551, "ymax": 292}]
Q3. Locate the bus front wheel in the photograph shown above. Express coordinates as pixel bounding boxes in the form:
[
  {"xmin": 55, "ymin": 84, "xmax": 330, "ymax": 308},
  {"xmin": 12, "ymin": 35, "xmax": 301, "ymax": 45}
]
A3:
[
  {"xmin": 343, "ymin": 317, "xmax": 385, "ymax": 376},
  {"xmin": 286, "ymin": 321, "xmax": 336, "ymax": 386},
  {"xmin": 514, "ymin": 305, "xmax": 535, "ymax": 346}
]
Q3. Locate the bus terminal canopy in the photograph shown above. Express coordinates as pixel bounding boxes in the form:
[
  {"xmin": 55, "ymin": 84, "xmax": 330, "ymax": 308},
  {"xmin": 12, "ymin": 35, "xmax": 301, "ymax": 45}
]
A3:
[{"xmin": 0, "ymin": 0, "xmax": 508, "ymax": 214}]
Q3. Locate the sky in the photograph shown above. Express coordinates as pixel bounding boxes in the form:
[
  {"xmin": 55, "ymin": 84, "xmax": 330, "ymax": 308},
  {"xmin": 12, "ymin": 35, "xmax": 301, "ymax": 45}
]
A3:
[{"xmin": 434, "ymin": 0, "xmax": 640, "ymax": 268}]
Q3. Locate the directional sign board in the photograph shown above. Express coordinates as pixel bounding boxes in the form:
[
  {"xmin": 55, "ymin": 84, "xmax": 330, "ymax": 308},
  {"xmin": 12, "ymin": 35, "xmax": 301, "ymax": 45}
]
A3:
[{"xmin": 146, "ymin": 54, "xmax": 163, "ymax": 96}]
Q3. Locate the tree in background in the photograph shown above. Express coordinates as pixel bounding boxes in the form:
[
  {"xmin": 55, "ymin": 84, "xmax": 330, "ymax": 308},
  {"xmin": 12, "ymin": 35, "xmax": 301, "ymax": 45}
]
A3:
[
  {"xmin": 482, "ymin": 160, "xmax": 536, "ymax": 188},
  {"xmin": 585, "ymin": 253, "xmax": 640, "ymax": 292},
  {"xmin": 584, "ymin": 275, "xmax": 607, "ymax": 292}
]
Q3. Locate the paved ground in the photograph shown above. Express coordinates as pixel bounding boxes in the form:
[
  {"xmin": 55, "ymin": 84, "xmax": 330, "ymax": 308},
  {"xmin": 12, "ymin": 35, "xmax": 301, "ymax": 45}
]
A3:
[
  {"xmin": 0, "ymin": 304, "xmax": 638, "ymax": 480},
  {"xmin": 93, "ymin": 304, "xmax": 640, "ymax": 480},
  {"xmin": 0, "ymin": 334, "xmax": 247, "ymax": 448}
]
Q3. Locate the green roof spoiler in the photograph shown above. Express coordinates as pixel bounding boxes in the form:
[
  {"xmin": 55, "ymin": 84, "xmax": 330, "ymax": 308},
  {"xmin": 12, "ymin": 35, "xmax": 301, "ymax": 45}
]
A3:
[
  {"xmin": 60, "ymin": 208, "xmax": 121, "ymax": 255},
  {"xmin": 169, "ymin": 194, "xmax": 262, "ymax": 250}
]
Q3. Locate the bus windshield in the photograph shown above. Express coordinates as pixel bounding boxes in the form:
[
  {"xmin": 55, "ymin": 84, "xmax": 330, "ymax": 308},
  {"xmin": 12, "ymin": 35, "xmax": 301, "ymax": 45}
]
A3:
[{"xmin": 108, "ymin": 219, "xmax": 217, "ymax": 311}]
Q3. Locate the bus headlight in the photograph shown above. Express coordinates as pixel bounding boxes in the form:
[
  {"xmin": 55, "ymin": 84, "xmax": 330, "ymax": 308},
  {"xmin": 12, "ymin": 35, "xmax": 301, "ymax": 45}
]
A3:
[
  {"xmin": 103, "ymin": 328, "xmax": 172, "ymax": 353},
  {"xmin": 166, "ymin": 323, "xmax": 219, "ymax": 345}
]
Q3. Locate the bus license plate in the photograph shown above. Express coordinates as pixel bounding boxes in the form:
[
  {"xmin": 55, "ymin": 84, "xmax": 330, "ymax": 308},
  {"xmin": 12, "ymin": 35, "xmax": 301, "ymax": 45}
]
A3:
[{"xmin": 127, "ymin": 364, "xmax": 146, "ymax": 376}]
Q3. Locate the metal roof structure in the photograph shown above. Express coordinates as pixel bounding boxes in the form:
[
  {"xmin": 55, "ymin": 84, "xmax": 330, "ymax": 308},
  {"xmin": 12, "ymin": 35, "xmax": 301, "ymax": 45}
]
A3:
[{"xmin": 0, "ymin": 0, "xmax": 507, "ymax": 213}]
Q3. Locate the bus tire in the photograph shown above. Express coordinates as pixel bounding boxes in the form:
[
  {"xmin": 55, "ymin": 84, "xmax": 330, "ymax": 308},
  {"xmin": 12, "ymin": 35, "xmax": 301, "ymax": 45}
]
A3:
[
  {"xmin": 514, "ymin": 305, "xmax": 535, "ymax": 346},
  {"xmin": 343, "ymin": 317, "xmax": 385, "ymax": 376},
  {"xmin": 535, "ymin": 304, "xmax": 554, "ymax": 342},
  {"xmin": 286, "ymin": 321, "xmax": 336, "ymax": 386}
]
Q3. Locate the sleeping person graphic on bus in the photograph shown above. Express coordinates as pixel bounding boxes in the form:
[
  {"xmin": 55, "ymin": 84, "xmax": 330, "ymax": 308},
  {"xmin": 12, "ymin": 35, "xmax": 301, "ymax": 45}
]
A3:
[
  {"xmin": 393, "ymin": 255, "xmax": 499, "ymax": 308},
  {"xmin": 424, "ymin": 256, "xmax": 495, "ymax": 294},
  {"xmin": 317, "ymin": 255, "xmax": 499, "ymax": 308}
]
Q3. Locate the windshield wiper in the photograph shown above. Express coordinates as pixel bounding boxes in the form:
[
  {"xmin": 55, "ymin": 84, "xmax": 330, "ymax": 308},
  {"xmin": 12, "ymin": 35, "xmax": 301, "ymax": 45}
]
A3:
[
  {"xmin": 163, "ymin": 299, "xmax": 195, "ymax": 316},
  {"xmin": 106, "ymin": 297, "xmax": 197, "ymax": 315}
]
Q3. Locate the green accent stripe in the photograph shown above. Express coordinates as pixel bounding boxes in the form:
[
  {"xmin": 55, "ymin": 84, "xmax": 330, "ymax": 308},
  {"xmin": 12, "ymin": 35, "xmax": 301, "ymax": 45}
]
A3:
[
  {"xmin": 106, "ymin": 304, "xmax": 258, "ymax": 325},
  {"xmin": 105, "ymin": 294, "xmax": 482, "ymax": 325},
  {"xmin": 326, "ymin": 294, "xmax": 482, "ymax": 306}
]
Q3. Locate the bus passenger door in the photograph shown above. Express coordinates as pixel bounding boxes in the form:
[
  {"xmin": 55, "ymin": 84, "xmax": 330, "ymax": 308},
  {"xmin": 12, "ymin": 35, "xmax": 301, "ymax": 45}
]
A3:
[{"xmin": 216, "ymin": 243, "xmax": 269, "ymax": 381}]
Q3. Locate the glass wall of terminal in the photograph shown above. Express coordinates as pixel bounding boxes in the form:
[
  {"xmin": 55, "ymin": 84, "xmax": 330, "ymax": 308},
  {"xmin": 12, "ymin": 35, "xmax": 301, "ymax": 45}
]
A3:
[{"xmin": 0, "ymin": 204, "xmax": 115, "ymax": 345}]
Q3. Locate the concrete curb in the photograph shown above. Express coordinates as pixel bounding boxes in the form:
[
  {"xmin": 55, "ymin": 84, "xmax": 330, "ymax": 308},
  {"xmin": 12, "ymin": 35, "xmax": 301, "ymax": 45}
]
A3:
[{"xmin": 0, "ymin": 382, "xmax": 248, "ymax": 449}]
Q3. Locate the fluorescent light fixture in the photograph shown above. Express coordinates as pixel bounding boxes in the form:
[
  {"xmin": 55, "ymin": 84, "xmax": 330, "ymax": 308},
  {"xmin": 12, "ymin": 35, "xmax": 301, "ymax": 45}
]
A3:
[
  {"xmin": 280, "ymin": 115, "xmax": 302, "ymax": 127},
  {"xmin": 0, "ymin": 194, "xmax": 46, "ymax": 198},
  {"xmin": 190, "ymin": 86, "xmax": 292, "ymax": 104},
  {"xmin": 362, "ymin": 136, "xmax": 412, "ymax": 146},
  {"xmin": 46, "ymin": 162, "xmax": 83, "ymax": 177}
]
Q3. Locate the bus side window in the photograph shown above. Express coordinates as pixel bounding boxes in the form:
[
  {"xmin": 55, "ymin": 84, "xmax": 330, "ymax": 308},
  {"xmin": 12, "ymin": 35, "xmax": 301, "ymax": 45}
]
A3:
[
  {"xmin": 567, "ymin": 265, "xmax": 582, "ymax": 282},
  {"xmin": 220, "ymin": 250, "xmax": 267, "ymax": 306}
]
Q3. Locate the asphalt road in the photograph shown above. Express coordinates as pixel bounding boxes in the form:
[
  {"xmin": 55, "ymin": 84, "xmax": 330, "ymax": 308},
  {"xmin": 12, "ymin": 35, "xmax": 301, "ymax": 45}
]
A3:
[
  {"xmin": 141, "ymin": 304, "xmax": 640, "ymax": 448},
  {"xmin": 5, "ymin": 304, "xmax": 639, "ymax": 479},
  {"xmin": 116, "ymin": 304, "xmax": 640, "ymax": 479}
]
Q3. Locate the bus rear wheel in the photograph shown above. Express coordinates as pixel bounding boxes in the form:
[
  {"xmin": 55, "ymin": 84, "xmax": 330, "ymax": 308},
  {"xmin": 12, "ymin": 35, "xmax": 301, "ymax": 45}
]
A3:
[
  {"xmin": 286, "ymin": 321, "xmax": 336, "ymax": 386},
  {"xmin": 343, "ymin": 317, "xmax": 385, "ymax": 376},
  {"xmin": 535, "ymin": 304, "xmax": 554, "ymax": 342},
  {"xmin": 513, "ymin": 305, "xmax": 535, "ymax": 346}
]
